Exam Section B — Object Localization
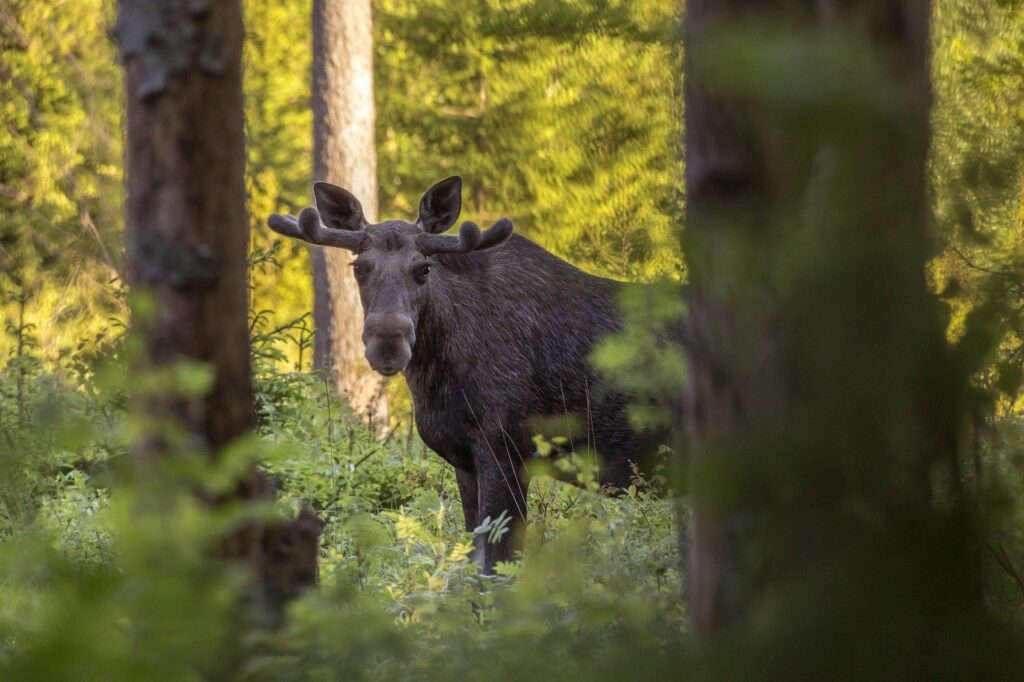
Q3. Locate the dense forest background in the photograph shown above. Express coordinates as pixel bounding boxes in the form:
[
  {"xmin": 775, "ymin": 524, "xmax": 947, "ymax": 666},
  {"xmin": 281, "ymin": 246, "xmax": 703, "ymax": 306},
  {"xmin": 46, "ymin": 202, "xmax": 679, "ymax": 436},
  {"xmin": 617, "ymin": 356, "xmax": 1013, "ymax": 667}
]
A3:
[
  {"xmin": 5, "ymin": 0, "xmax": 1020, "ymax": 380},
  {"xmin": 2, "ymin": 0, "xmax": 1024, "ymax": 678},
  {"xmin": 1, "ymin": 0, "xmax": 682, "ymax": 366}
]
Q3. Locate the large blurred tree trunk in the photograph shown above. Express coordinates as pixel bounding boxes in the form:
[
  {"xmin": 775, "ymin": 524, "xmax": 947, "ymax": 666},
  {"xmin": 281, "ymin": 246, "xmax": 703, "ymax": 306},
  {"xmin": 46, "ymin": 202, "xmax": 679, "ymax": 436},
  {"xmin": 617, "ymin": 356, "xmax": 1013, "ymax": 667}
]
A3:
[
  {"xmin": 117, "ymin": 0, "xmax": 320, "ymax": 619},
  {"xmin": 311, "ymin": 0, "xmax": 388, "ymax": 421},
  {"xmin": 683, "ymin": 0, "xmax": 978, "ymax": 660}
]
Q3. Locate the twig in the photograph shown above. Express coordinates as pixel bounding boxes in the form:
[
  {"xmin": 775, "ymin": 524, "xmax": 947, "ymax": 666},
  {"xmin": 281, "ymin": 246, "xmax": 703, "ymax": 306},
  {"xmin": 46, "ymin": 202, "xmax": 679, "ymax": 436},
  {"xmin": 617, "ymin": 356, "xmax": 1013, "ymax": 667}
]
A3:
[{"xmin": 987, "ymin": 541, "xmax": 1024, "ymax": 595}]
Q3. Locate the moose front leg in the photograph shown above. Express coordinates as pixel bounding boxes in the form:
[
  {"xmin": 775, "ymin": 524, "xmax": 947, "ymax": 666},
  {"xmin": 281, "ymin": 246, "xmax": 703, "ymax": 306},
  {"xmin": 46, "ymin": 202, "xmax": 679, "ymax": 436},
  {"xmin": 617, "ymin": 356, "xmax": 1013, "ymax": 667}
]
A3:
[
  {"xmin": 472, "ymin": 444, "xmax": 530, "ymax": 574},
  {"xmin": 454, "ymin": 467, "xmax": 484, "ymax": 567},
  {"xmin": 454, "ymin": 468, "xmax": 479, "ymax": 532}
]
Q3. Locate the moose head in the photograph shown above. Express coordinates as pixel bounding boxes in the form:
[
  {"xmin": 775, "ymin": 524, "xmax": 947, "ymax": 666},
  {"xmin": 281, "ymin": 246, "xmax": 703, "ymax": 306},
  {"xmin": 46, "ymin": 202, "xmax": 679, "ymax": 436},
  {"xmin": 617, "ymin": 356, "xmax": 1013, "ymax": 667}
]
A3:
[{"xmin": 268, "ymin": 177, "xmax": 513, "ymax": 376}]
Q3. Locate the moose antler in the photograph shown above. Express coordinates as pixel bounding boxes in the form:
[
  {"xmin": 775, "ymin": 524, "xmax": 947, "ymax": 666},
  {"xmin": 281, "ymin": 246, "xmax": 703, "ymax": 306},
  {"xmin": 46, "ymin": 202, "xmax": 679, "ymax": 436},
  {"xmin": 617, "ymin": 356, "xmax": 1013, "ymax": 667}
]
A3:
[
  {"xmin": 267, "ymin": 207, "xmax": 368, "ymax": 251},
  {"xmin": 417, "ymin": 218, "xmax": 513, "ymax": 256}
]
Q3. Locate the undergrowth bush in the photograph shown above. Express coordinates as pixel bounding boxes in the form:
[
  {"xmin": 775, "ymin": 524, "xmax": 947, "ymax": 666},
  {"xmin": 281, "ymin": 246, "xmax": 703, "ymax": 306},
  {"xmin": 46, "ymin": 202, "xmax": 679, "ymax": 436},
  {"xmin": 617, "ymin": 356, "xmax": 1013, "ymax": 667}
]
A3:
[
  {"xmin": 3, "ymin": 273, "xmax": 1024, "ymax": 679},
  {"xmin": 0, "ymin": 303, "xmax": 687, "ymax": 680}
]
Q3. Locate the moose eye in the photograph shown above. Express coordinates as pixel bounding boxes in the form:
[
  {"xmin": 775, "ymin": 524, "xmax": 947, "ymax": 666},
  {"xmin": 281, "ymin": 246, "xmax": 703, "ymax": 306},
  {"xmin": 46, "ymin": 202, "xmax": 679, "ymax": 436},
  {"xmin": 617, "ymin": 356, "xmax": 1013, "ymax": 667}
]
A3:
[
  {"xmin": 351, "ymin": 261, "xmax": 370, "ymax": 280},
  {"xmin": 413, "ymin": 262, "xmax": 431, "ymax": 284}
]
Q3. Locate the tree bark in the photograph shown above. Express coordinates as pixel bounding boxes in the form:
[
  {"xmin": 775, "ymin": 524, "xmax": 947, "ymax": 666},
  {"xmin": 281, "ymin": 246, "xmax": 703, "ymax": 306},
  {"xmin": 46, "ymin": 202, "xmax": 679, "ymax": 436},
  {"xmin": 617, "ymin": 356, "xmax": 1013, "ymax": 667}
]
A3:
[
  {"xmin": 683, "ymin": 0, "xmax": 949, "ymax": 642},
  {"xmin": 117, "ymin": 0, "xmax": 320, "ymax": 620},
  {"xmin": 311, "ymin": 0, "xmax": 388, "ymax": 421}
]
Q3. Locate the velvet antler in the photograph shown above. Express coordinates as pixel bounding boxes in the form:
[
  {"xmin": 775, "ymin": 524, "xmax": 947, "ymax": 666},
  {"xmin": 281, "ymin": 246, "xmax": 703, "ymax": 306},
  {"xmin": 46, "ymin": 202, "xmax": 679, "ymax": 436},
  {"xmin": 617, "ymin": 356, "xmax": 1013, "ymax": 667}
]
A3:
[
  {"xmin": 267, "ymin": 207, "xmax": 368, "ymax": 251},
  {"xmin": 416, "ymin": 218, "xmax": 513, "ymax": 256}
]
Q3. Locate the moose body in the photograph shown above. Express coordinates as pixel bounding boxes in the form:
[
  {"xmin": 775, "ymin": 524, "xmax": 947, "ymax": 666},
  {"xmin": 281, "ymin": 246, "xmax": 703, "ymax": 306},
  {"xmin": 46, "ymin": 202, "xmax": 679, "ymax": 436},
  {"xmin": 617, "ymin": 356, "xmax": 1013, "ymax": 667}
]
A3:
[{"xmin": 269, "ymin": 177, "xmax": 678, "ymax": 572}]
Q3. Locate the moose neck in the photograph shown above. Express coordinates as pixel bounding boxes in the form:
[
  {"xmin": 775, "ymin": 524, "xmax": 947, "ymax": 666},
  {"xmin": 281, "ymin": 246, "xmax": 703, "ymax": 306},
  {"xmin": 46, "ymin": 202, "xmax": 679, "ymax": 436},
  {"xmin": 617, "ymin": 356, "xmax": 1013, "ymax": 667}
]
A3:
[{"xmin": 402, "ymin": 252, "xmax": 487, "ymax": 391}]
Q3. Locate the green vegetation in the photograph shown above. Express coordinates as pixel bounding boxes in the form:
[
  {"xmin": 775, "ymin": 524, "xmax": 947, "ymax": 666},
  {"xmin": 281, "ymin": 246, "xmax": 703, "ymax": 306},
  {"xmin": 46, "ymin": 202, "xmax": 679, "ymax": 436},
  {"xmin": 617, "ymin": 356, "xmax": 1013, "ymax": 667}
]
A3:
[
  {"xmin": 929, "ymin": 1, "xmax": 1024, "ymax": 620},
  {"xmin": 2, "ymin": 0, "xmax": 682, "ymax": 366},
  {"xmin": 2, "ymin": 0, "xmax": 1024, "ymax": 678},
  {"xmin": 375, "ymin": 0, "xmax": 682, "ymax": 281},
  {"xmin": 931, "ymin": 0, "xmax": 1024, "ymax": 410},
  {"xmin": 0, "ymin": 0, "xmax": 124, "ymax": 358},
  {"xmin": 0, "ymin": 311, "xmax": 683, "ymax": 679}
]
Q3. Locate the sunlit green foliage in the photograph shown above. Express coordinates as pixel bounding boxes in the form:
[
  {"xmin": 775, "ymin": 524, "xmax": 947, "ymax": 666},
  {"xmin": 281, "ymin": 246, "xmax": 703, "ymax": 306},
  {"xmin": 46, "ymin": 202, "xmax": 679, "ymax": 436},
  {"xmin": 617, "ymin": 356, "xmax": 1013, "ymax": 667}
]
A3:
[
  {"xmin": 375, "ymin": 0, "xmax": 683, "ymax": 281},
  {"xmin": 3, "ymin": 0, "xmax": 681, "ymax": 367},
  {"xmin": 0, "ymin": 0, "xmax": 124, "ymax": 358},
  {"xmin": 244, "ymin": 0, "xmax": 316, "ymax": 370},
  {"xmin": 928, "ymin": 0, "xmax": 1024, "ymax": 625},
  {"xmin": 931, "ymin": 0, "xmax": 1024, "ymax": 409}
]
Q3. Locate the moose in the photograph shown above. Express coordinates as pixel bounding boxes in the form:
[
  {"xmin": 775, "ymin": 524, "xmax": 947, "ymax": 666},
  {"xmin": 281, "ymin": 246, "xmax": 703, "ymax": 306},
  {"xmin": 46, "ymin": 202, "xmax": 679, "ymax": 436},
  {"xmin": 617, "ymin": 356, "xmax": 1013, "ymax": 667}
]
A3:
[{"xmin": 268, "ymin": 177, "xmax": 683, "ymax": 572}]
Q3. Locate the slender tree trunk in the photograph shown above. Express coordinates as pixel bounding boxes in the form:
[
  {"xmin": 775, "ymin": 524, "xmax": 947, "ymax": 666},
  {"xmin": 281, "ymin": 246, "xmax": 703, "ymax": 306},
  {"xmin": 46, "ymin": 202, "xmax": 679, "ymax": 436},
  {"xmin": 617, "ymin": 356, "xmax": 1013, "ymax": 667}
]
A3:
[
  {"xmin": 683, "ymin": 0, "xmax": 958, "ymax": 646},
  {"xmin": 117, "ymin": 0, "xmax": 320, "ymax": 620},
  {"xmin": 311, "ymin": 0, "xmax": 387, "ymax": 422}
]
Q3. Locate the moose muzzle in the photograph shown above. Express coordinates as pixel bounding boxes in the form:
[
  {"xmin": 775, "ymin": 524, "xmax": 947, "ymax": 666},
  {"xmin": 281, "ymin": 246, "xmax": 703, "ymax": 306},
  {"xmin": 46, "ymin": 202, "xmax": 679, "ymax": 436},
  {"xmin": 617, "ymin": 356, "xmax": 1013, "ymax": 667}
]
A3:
[{"xmin": 362, "ymin": 313, "xmax": 415, "ymax": 376}]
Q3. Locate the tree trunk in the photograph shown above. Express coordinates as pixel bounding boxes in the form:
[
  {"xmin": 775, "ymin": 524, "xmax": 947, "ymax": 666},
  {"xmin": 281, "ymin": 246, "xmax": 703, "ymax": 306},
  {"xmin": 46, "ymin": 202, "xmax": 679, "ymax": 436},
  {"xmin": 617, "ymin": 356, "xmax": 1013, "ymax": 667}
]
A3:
[
  {"xmin": 311, "ymin": 0, "xmax": 388, "ymax": 422},
  {"xmin": 683, "ymin": 0, "xmax": 969, "ymax": 653},
  {"xmin": 117, "ymin": 0, "xmax": 320, "ymax": 620}
]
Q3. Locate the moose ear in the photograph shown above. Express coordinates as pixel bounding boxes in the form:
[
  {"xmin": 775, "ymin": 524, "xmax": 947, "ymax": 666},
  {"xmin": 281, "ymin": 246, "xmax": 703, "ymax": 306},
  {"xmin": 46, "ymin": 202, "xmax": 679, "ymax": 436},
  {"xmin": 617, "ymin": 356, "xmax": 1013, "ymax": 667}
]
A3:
[
  {"xmin": 417, "ymin": 176, "xmax": 462, "ymax": 234},
  {"xmin": 313, "ymin": 182, "xmax": 366, "ymax": 231}
]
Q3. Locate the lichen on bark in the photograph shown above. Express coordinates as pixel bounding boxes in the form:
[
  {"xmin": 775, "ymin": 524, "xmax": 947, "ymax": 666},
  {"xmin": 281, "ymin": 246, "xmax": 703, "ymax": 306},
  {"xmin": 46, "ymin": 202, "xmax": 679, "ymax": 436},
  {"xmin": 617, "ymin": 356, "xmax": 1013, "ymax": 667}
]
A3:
[{"xmin": 115, "ymin": 0, "xmax": 226, "ymax": 99}]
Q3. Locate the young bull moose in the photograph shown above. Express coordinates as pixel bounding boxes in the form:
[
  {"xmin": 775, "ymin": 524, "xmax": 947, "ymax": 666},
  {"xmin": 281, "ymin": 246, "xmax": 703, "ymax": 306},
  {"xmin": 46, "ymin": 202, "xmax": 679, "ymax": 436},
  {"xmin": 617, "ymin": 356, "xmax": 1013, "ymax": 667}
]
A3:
[{"xmin": 268, "ymin": 177, "xmax": 681, "ymax": 572}]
